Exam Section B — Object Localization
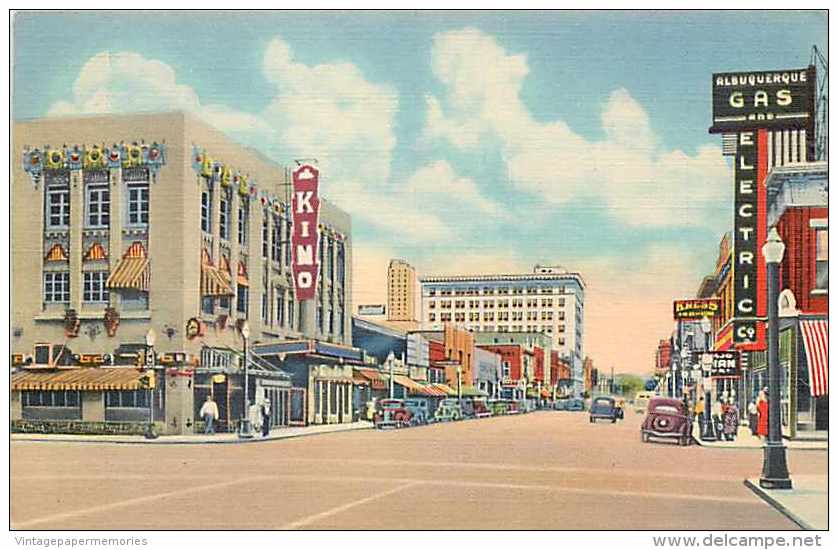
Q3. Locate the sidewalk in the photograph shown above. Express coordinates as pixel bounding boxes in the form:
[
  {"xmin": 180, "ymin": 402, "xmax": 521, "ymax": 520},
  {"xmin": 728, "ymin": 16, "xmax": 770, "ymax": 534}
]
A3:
[
  {"xmin": 745, "ymin": 476, "xmax": 828, "ymax": 530},
  {"xmin": 691, "ymin": 423, "xmax": 827, "ymax": 451},
  {"xmin": 11, "ymin": 420, "xmax": 374, "ymax": 445}
]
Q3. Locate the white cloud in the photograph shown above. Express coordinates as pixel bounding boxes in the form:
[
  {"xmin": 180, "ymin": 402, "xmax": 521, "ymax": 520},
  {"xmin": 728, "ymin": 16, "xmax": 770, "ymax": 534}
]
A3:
[{"xmin": 424, "ymin": 28, "xmax": 731, "ymax": 228}]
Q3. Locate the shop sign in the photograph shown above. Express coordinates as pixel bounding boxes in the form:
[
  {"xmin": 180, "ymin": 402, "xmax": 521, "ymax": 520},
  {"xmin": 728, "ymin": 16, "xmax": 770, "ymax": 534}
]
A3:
[
  {"xmin": 358, "ymin": 304, "xmax": 386, "ymax": 316},
  {"xmin": 673, "ymin": 299, "xmax": 720, "ymax": 320},
  {"xmin": 709, "ymin": 351, "xmax": 740, "ymax": 378},
  {"xmin": 709, "ymin": 66, "xmax": 816, "ymax": 134},
  {"xmin": 291, "ymin": 164, "xmax": 320, "ymax": 301}
]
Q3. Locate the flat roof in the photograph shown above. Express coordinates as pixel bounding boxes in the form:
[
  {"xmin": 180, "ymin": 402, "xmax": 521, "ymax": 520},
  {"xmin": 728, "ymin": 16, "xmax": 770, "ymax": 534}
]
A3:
[{"xmin": 420, "ymin": 272, "xmax": 585, "ymax": 288}]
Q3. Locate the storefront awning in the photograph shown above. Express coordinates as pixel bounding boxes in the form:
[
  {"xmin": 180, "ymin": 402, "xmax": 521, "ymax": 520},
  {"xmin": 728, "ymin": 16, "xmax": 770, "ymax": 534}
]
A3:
[
  {"xmin": 800, "ymin": 319, "xmax": 828, "ymax": 397},
  {"xmin": 431, "ymin": 383, "xmax": 458, "ymax": 397},
  {"xmin": 354, "ymin": 368, "xmax": 387, "ymax": 390},
  {"xmin": 393, "ymin": 375, "xmax": 439, "ymax": 397},
  {"xmin": 12, "ymin": 367, "xmax": 147, "ymax": 391},
  {"xmin": 460, "ymin": 385, "xmax": 488, "ymax": 398}
]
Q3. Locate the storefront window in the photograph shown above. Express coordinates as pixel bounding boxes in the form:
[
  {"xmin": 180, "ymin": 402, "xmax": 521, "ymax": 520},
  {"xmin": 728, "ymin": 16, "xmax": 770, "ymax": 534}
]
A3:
[
  {"xmin": 22, "ymin": 390, "xmax": 80, "ymax": 407},
  {"xmin": 816, "ymin": 229, "xmax": 828, "ymax": 290}
]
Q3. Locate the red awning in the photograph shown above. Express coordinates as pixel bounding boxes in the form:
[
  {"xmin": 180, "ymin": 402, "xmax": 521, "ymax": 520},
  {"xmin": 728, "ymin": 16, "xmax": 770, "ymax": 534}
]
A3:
[
  {"xmin": 355, "ymin": 368, "xmax": 387, "ymax": 390},
  {"xmin": 800, "ymin": 319, "xmax": 828, "ymax": 397}
]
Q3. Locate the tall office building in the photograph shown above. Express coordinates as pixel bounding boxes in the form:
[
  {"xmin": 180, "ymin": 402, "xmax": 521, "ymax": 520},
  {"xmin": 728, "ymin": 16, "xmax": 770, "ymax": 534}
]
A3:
[
  {"xmin": 387, "ymin": 259, "xmax": 418, "ymax": 322},
  {"xmin": 420, "ymin": 265, "xmax": 586, "ymax": 394}
]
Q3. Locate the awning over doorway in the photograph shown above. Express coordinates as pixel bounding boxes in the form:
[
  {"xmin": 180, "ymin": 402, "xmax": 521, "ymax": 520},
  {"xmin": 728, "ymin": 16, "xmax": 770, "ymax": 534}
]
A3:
[
  {"xmin": 12, "ymin": 367, "xmax": 146, "ymax": 391},
  {"xmin": 800, "ymin": 319, "xmax": 828, "ymax": 397},
  {"xmin": 353, "ymin": 368, "xmax": 387, "ymax": 390}
]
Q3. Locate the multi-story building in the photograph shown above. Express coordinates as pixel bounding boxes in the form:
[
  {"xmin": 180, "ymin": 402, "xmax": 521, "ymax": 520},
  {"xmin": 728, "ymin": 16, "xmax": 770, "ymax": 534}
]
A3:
[
  {"xmin": 387, "ymin": 259, "xmax": 418, "ymax": 322},
  {"xmin": 11, "ymin": 112, "xmax": 353, "ymax": 434},
  {"xmin": 420, "ymin": 265, "xmax": 585, "ymax": 393}
]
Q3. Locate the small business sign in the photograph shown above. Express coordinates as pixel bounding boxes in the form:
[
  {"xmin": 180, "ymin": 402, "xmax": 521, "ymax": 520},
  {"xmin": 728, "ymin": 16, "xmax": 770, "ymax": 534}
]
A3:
[
  {"xmin": 710, "ymin": 351, "xmax": 740, "ymax": 378},
  {"xmin": 709, "ymin": 67, "xmax": 816, "ymax": 134},
  {"xmin": 291, "ymin": 164, "xmax": 320, "ymax": 301},
  {"xmin": 357, "ymin": 304, "xmax": 386, "ymax": 316},
  {"xmin": 673, "ymin": 299, "xmax": 720, "ymax": 320}
]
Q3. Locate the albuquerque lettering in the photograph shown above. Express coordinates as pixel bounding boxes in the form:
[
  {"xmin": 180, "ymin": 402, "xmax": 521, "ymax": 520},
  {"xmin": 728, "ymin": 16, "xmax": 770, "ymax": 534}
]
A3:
[
  {"xmin": 291, "ymin": 164, "xmax": 320, "ymax": 301},
  {"xmin": 714, "ymin": 70, "xmax": 808, "ymax": 88}
]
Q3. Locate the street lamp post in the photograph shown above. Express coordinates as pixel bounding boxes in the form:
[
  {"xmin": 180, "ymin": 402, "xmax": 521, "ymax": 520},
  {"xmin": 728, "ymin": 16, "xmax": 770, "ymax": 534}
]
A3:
[
  {"xmin": 680, "ymin": 348, "xmax": 689, "ymax": 399},
  {"xmin": 457, "ymin": 365, "xmax": 462, "ymax": 401},
  {"xmin": 239, "ymin": 321, "xmax": 253, "ymax": 439},
  {"xmin": 144, "ymin": 329, "xmax": 157, "ymax": 439},
  {"xmin": 760, "ymin": 227, "xmax": 792, "ymax": 489},
  {"xmin": 700, "ymin": 316, "xmax": 715, "ymax": 441}
]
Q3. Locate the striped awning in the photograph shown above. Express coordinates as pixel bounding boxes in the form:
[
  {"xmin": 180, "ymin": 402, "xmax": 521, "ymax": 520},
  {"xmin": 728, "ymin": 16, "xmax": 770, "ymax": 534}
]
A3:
[
  {"xmin": 107, "ymin": 241, "xmax": 149, "ymax": 290},
  {"xmin": 237, "ymin": 261, "xmax": 249, "ymax": 287},
  {"xmin": 421, "ymin": 384, "xmax": 449, "ymax": 397},
  {"xmin": 107, "ymin": 257, "xmax": 150, "ymax": 290},
  {"xmin": 12, "ymin": 367, "xmax": 146, "ymax": 391},
  {"xmin": 800, "ymin": 319, "xmax": 828, "ymax": 397},
  {"xmin": 393, "ymin": 375, "xmax": 438, "ymax": 397},
  {"xmin": 201, "ymin": 264, "xmax": 235, "ymax": 296}
]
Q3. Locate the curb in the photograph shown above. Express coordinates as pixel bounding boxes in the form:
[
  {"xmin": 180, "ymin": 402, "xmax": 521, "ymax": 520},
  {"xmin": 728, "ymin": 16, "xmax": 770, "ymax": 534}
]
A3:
[
  {"xmin": 11, "ymin": 424, "xmax": 374, "ymax": 446},
  {"xmin": 743, "ymin": 479, "xmax": 813, "ymax": 530},
  {"xmin": 693, "ymin": 439, "xmax": 827, "ymax": 452}
]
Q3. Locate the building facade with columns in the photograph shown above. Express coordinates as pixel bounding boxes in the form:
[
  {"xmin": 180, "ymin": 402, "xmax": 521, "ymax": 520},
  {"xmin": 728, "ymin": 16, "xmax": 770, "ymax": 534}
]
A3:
[{"xmin": 11, "ymin": 112, "xmax": 353, "ymax": 434}]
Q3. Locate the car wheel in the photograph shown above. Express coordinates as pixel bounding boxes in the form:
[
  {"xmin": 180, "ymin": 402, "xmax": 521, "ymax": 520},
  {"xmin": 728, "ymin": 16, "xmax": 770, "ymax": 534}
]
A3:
[
  {"xmin": 641, "ymin": 432, "xmax": 650, "ymax": 443},
  {"xmin": 589, "ymin": 417, "xmax": 594, "ymax": 423},
  {"xmin": 611, "ymin": 418, "xmax": 616, "ymax": 424}
]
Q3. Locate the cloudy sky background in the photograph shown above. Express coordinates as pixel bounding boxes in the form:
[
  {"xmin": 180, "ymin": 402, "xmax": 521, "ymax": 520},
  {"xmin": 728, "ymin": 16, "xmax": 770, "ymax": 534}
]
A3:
[{"xmin": 13, "ymin": 11, "xmax": 826, "ymax": 374}]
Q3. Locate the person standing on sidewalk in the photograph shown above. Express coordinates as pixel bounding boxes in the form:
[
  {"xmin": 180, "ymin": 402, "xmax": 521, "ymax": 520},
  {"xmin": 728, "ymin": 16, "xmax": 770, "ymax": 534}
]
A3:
[
  {"xmin": 723, "ymin": 397, "xmax": 739, "ymax": 441},
  {"xmin": 695, "ymin": 396, "xmax": 706, "ymax": 436},
  {"xmin": 200, "ymin": 395, "xmax": 219, "ymax": 435},
  {"xmin": 757, "ymin": 390, "xmax": 769, "ymax": 439},
  {"xmin": 261, "ymin": 400, "xmax": 271, "ymax": 438},
  {"xmin": 747, "ymin": 400, "xmax": 759, "ymax": 436},
  {"xmin": 712, "ymin": 398, "xmax": 724, "ymax": 440}
]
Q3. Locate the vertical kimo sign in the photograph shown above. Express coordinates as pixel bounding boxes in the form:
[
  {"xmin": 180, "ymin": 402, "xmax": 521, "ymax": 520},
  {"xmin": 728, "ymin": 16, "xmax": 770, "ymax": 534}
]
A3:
[{"xmin": 291, "ymin": 164, "xmax": 320, "ymax": 301}]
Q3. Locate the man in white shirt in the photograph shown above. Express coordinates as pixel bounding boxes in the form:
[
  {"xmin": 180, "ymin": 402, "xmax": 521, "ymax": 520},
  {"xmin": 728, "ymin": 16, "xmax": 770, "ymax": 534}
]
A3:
[{"xmin": 199, "ymin": 395, "xmax": 219, "ymax": 435}]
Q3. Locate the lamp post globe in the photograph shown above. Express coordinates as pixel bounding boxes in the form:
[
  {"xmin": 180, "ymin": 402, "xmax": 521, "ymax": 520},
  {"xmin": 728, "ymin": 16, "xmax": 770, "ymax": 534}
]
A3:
[{"xmin": 760, "ymin": 227, "xmax": 791, "ymax": 489}]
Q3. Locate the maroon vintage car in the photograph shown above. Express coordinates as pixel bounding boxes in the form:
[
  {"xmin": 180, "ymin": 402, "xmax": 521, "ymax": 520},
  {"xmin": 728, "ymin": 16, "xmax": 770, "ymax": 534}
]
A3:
[
  {"xmin": 373, "ymin": 399, "xmax": 413, "ymax": 429},
  {"xmin": 641, "ymin": 397, "xmax": 692, "ymax": 446}
]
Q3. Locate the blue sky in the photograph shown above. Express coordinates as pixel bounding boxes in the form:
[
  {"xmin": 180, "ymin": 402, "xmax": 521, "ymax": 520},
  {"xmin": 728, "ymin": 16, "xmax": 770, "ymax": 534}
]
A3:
[{"xmin": 12, "ymin": 10, "xmax": 827, "ymax": 373}]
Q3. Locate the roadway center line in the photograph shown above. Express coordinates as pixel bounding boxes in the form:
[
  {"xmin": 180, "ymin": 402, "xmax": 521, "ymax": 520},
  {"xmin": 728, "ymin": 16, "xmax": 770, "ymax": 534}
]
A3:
[
  {"xmin": 281, "ymin": 481, "xmax": 422, "ymax": 530},
  {"xmin": 12, "ymin": 475, "xmax": 266, "ymax": 529}
]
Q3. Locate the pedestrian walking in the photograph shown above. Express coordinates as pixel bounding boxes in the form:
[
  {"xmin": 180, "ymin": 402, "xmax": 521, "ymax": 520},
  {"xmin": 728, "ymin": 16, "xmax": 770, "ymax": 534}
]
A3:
[
  {"xmin": 723, "ymin": 397, "xmax": 739, "ymax": 441},
  {"xmin": 261, "ymin": 400, "xmax": 271, "ymax": 438},
  {"xmin": 200, "ymin": 395, "xmax": 219, "ymax": 435},
  {"xmin": 757, "ymin": 390, "xmax": 769, "ymax": 439},
  {"xmin": 712, "ymin": 398, "xmax": 724, "ymax": 440},
  {"xmin": 695, "ymin": 396, "xmax": 706, "ymax": 436},
  {"xmin": 748, "ymin": 400, "xmax": 759, "ymax": 435}
]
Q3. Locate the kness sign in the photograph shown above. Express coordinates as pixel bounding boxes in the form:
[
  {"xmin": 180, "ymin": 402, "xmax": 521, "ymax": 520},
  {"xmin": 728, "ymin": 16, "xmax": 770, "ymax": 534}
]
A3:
[{"xmin": 291, "ymin": 164, "xmax": 320, "ymax": 301}]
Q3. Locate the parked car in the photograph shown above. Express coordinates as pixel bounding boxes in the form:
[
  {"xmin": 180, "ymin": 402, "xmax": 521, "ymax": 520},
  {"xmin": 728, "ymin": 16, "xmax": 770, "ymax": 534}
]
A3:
[
  {"xmin": 472, "ymin": 400, "xmax": 492, "ymax": 418},
  {"xmin": 641, "ymin": 397, "xmax": 692, "ymax": 446},
  {"xmin": 505, "ymin": 400, "xmax": 520, "ymax": 415},
  {"xmin": 553, "ymin": 399, "xmax": 568, "ymax": 411},
  {"xmin": 460, "ymin": 399, "xmax": 476, "ymax": 418},
  {"xmin": 634, "ymin": 391, "xmax": 656, "ymax": 414},
  {"xmin": 374, "ymin": 399, "xmax": 413, "ymax": 429},
  {"xmin": 435, "ymin": 398, "xmax": 463, "ymax": 422},
  {"xmin": 561, "ymin": 398, "xmax": 585, "ymax": 412},
  {"xmin": 403, "ymin": 398, "xmax": 432, "ymax": 425},
  {"xmin": 589, "ymin": 396, "xmax": 619, "ymax": 423},
  {"xmin": 489, "ymin": 400, "xmax": 508, "ymax": 416}
]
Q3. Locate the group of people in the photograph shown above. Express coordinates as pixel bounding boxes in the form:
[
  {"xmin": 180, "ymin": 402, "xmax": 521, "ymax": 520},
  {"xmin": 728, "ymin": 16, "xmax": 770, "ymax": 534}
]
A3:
[
  {"xmin": 199, "ymin": 394, "xmax": 272, "ymax": 437},
  {"xmin": 691, "ymin": 388, "xmax": 770, "ymax": 442}
]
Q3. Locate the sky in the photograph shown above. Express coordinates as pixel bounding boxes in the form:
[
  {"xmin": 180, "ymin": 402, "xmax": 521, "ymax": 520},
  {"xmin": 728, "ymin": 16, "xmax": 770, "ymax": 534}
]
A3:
[{"xmin": 12, "ymin": 10, "xmax": 827, "ymax": 375}]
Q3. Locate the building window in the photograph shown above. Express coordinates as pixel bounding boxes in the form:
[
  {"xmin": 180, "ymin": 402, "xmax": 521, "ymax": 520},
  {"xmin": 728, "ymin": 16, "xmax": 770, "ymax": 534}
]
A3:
[
  {"xmin": 202, "ymin": 296, "xmax": 214, "ymax": 315},
  {"xmin": 271, "ymin": 215, "xmax": 282, "ymax": 263},
  {"xmin": 276, "ymin": 291, "xmax": 285, "ymax": 327},
  {"xmin": 238, "ymin": 199, "xmax": 249, "ymax": 246},
  {"xmin": 219, "ymin": 194, "xmax": 231, "ymax": 240},
  {"xmin": 201, "ymin": 189, "xmax": 212, "ymax": 233},
  {"xmin": 46, "ymin": 183, "xmax": 71, "ymax": 228},
  {"xmin": 121, "ymin": 289, "xmax": 149, "ymax": 310},
  {"xmin": 287, "ymin": 296, "xmax": 295, "ymax": 329},
  {"xmin": 85, "ymin": 185, "xmax": 110, "ymax": 228},
  {"xmin": 22, "ymin": 390, "xmax": 80, "ymax": 407},
  {"xmin": 816, "ymin": 228, "xmax": 828, "ymax": 290},
  {"xmin": 83, "ymin": 271, "xmax": 109, "ymax": 303},
  {"xmin": 328, "ymin": 237, "xmax": 335, "ymax": 282},
  {"xmin": 429, "ymin": 313, "xmax": 436, "ymax": 322},
  {"xmin": 502, "ymin": 362, "xmax": 511, "ymax": 378},
  {"xmin": 317, "ymin": 301, "xmax": 324, "ymax": 333},
  {"xmin": 261, "ymin": 214, "xmax": 269, "ymax": 259},
  {"xmin": 237, "ymin": 285, "xmax": 248, "ymax": 315},
  {"xmin": 261, "ymin": 292, "xmax": 268, "ymax": 323},
  {"xmin": 219, "ymin": 296, "xmax": 230, "ymax": 310},
  {"xmin": 106, "ymin": 390, "xmax": 149, "ymax": 408},
  {"xmin": 44, "ymin": 272, "xmax": 70, "ymax": 303},
  {"xmin": 126, "ymin": 183, "xmax": 149, "ymax": 226},
  {"xmin": 285, "ymin": 219, "xmax": 292, "ymax": 266}
]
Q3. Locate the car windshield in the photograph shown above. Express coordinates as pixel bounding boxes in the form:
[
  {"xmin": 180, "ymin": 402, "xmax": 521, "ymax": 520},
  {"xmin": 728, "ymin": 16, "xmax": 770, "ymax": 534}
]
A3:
[
  {"xmin": 594, "ymin": 399, "xmax": 612, "ymax": 405},
  {"xmin": 382, "ymin": 402, "xmax": 401, "ymax": 408},
  {"xmin": 653, "ymin": 405, "xmax": 681, "ymax": 414}
]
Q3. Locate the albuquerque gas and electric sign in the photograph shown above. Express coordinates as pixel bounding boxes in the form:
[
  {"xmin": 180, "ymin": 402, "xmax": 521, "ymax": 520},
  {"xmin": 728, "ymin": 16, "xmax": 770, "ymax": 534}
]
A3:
[
  {"xmin": 291, "ymin": 164, "xmax": 321, "ymax": 301},
  {"xmin": 709, "ymin": 65, "xmax": 816, "ymax": 349}
]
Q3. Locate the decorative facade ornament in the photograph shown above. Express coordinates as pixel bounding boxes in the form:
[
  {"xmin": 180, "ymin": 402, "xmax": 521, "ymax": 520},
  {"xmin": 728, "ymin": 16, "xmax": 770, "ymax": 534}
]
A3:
[
  {"xmin": 103, "ymin": 307, "xmax": 120, "ymax": 337},
  {"xmin": 22, "ymin": 147, "xmax": 44, "ymax": 186},
  {"xmin": 106, "ymin": 144, "xmax": 123, "ymax": 168},
  {"xmin": 83, "ymin": 144, "xmax": 107, "ymax": 170},
  {"xmin": 84, "ymin": 242, "xmax": 108, "ymax": 261},
  {"xmin": 45, "ymin": 243, "xmax": 69, "ymax": 262},
  {"xmin": 67, "ymin": 145, "xmax": 83, "ymax": 170},
  {"xmin": 45, "ymin": 148, "xmax": 65, "ymax": 170},
  {"xmin": 64, "ymin": 309, "xmax": 81, "ymax": 338},
  {"xmin": 185, "ymin": 317, "xmax": 203, "ymax": 339}
]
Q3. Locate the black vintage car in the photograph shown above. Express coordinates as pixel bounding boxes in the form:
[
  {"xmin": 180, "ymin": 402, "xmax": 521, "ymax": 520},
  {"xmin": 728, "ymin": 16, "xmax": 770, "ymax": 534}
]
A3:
[{"xmin": 589, "ymin": 396, "xmax": 619, "ymax": 423}]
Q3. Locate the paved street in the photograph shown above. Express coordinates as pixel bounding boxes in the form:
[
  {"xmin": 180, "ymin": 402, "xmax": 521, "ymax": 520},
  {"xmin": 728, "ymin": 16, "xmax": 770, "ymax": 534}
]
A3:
[{"xmin": 11, "ymin": 411, "xmax": 826, "ymax": 530}]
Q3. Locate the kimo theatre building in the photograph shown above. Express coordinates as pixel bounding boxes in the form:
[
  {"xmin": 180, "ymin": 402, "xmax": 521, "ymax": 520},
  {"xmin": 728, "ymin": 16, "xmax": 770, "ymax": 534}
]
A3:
[{"xmin": 11, "ymin": 112, "xmax": 353, "ymax": 435}]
